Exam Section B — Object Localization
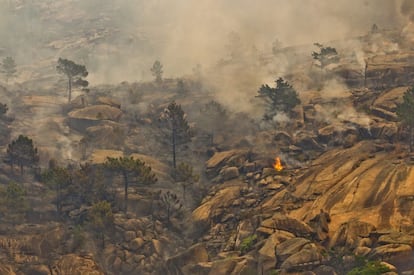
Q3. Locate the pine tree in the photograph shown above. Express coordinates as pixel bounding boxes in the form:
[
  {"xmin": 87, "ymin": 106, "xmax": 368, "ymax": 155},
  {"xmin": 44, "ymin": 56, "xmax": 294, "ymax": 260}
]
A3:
[
  {"xmin": 150, "ymin": 60, "xmax": 163, "ymax": 83},
  {"xmin": 6, "ymin": 135, "xmax": 39, "ymax": 175},
  {"xmin": 174, "ymin": 162, "xmax": 199, "ymax": 204},
  {"xmin": 160, "ymin": 101, "xmax": 192, "ymax": 169},
  {"xmin": 257, "ymin": 77, "xmax": 301, "ymax": 120},
  {"xmin": 56, "ymin": 58, "xmax": 89, "ymax": 102},
  {"xmin": 89, "ymin": 200, "xmax": 113, "ymax": 248},
  {"xmin": 104, "ymin": 156, "xmax": 157, "ymax": 212},
  {"xmin": 1, "ymin": 56, "xmax": 16, "ymax": 83},
  {"xmin": 41, "ymin": 164, "xmax": 72, "ymax": 215},
  {"xmin": 198, "ymin": 100, "xmax": 228, "ymax": 145},
  {"xmin": 312, "ymin": 43, "xmax": 339, "ymax": 69}
]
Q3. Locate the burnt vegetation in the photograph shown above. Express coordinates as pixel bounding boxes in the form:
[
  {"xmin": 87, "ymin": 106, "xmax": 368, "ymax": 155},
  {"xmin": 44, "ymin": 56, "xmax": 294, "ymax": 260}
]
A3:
[{"xmin": 0, "ymin": 2, "xmax": 414, "ymax": 274}]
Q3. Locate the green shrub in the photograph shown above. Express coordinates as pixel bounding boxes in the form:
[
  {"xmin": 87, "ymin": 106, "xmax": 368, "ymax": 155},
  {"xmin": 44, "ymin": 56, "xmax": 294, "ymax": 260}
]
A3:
[
  {"xmin": 240, "ymin": 234, "xmax": 257, "ymax": 254},
  {"xmin": 347, "ymin": 260, "xmax": 390, "ymax": 275}
]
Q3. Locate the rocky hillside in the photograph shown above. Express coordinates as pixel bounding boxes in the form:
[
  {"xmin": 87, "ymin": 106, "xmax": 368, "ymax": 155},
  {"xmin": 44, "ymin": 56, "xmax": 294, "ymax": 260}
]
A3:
[{"xmin": 1, "ymin": 2, "xmax": 414, "ymax": 275}]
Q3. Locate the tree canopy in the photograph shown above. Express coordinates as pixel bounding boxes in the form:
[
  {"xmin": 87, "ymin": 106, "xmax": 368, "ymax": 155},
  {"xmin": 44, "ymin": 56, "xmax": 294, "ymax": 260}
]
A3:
[
  {"xmin": 6, "ymin": 135, "xmax": 39, "ymax": 175},
  {"xmin": 198, "ymin": 100, "xmax": 228, "ymax": 144},
  {"xmin": 104, "ymin": 156, "xmax": 157, "ymax": 212},
  {"xmin": 257, "ymin": 77, "xmax": 301, "ymax": 120},
  {"xmin": 88, "ymin": 200, "xmax": 114, "ymax": 247},
  {"xmin": 174, "ymin": 162, "xmax": 199, "ymax": 203},
  {"xmin": 151, "ymin": 60, "xmax": 163, "ymax": 83},
  {"xmin": 56, "ymin": 58, "xmax": 89, "ymax": 102},
  {"xmin": 312, "ymin": 43, "xmax": 339, "ymax": 69},
  {"xmin": 1, "ymin": 56, "xmax": 17, "ymax": 83},
  {"xmin": 41, "ymin": 164, "xmax": 73, "ymax": 215},
  {"xmin": 160, "ymin": 101, "xmax": 192, "ymax": 168}
]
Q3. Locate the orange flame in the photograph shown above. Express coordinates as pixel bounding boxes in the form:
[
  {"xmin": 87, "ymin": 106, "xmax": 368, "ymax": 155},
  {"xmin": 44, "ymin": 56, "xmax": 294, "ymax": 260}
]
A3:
[{"xmin": 273, "ymin": 157, "xmax": 283, "ymax": 172}]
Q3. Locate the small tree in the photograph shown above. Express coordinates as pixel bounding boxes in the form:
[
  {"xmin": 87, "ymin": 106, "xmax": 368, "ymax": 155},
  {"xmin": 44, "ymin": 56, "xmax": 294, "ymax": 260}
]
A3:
[
  {"xmin": 198, "ymin": 100, "xmax": 228, "ymax": 145},
  {"xmin": 104, "ymin": 156, "xmax": 157, "ymax": 213},
  {"xmin": 174, "ymin": 162, "xmax": 199, "ymax": 204},
  {"xmin": 6, "ymin": 135, "xmax": 39, "ymax": 175},
  {"xmin": 257, "ymin": 77, "xmax": 301, "ymax": 120},
  {"xmin": 272, "ymin": 38, "xmax": 283, "ymax": 55},
  {"xmin": 89, "ymin": 200, "xmax": 113, "ymax": 248},
  {"xmin": 151, "ymin": 60, "xmax": 163, "ymax": 83},
  {"xmin": 41, "ymin": 162, "xmax": 72, "ymax": 216},
  {"xmin": 160, "ymin": 101, "xmax": 192, "ymax": 169},
  {"xmin": 312, "ymin": 43, "xmax": 339, "ymax": 69},
  {"xmin": 0, "ymin": 182, "xmax": 28, "ymax": 224},
  {"xmin": 160, "ymin": 191, "xmax": 182, "ymax": 225},
  {"xmin": 56, "ymin": 58, "xmax": 89, "ymax": 102},
  {"xmin": 176, "ymin": 79, "xmax": 188, "ymax": 95},
  {"xmin": 396, "ymin": 86, "xmax": 414, "ymax": 152},
  {"xmin": 0, "ymin": 103, "xmax": 8, "ymax": 117},
  {"xmin": 1, "ymin": 57, "xmax": 16, "ymax": 83}
]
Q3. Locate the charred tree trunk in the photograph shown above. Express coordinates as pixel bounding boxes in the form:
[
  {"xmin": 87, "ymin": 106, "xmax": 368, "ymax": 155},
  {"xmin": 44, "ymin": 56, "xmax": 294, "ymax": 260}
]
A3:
[
  {"xmin": 56, "ymin": 182, "xmax": 61, "ymax": 216},
  {"xmin": 364, "ymin": 60, "xmax": 368, "ymax": 88},
  {"xmin": 68, "ymin": 76, "xmax": 72, "ymax": 103},
  {"xmin": 123, "ymin": 172, "xmax": 129, "ymax": 213},
  {"xmin": 172, "ymin": 127, "xmax": 177, "ymax": 169}
]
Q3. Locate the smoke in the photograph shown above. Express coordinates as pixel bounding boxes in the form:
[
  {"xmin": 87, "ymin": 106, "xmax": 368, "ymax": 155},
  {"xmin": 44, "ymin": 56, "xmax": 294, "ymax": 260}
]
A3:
[
  {"xmin": 0, "ymin": 0, "xmax": 404, "ymax": 83},
  {"xmin": 401, "ymin": 0, "xmax": 414, "ymax": 22},
  {"xmin": 315, "ymin": 78, "xmax": 371, "ymax": 128}
]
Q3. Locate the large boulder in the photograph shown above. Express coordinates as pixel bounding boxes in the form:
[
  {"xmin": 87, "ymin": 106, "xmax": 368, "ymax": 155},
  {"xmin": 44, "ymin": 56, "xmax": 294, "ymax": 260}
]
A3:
[
  {"xmin": 373, "ymin": 87, "xmax": 406, "ymax": 112},
  {"xmin": 85, "ymin": 121, "xmax": 126, "ymax": 148},
  {"xmin": 258, "ymin": 213, "xmax": 314, "ymax": 238},
  {"xmin": 370, "ymin": 107, "xmax": 398, "ymax": 121},
  {"xmin": 192, "ymin": 183, "xmax": 245, "ymax": 227},
  {"xmin": 165, "ymin": 243, "xmax": 209, "ymax": 274},
  {"xmin": 67, "ymin": 105, "xmax": 123, "ymax": 132},
  {"xmin": 52, "ymin": 254, "xmax": 104, "ymax": 275},
  {"xmin": 205, "ymin": 150, "xmax": 247, "ymax": 178},
  {"xmin": 330, "ymin": 220, "xmax": 376, "ymax": 249},
  {"xmin": 369, "ymin": 244, "xmax": 412, "ymax": 261},
  {"xmin": 206, "ymin": 255, "xmax": 256, "ymax": 275},
  {"xmin": 280, "ymin": 243, "xmax": 323, "ymax": 271},
  {"xmin": 276, "ymin": 238, "xmax": 312, "ymax": 263},
  {"xmin": 97, "ymin": 96, "xmax": 121, "ymax": 108},
  {"xmin": 294, "ymin": 131, "xmax": 325, "ymax": 151},
  {"xmin": 0, "ymin": 264, "xmax": 15, "ymax": 275},
  {"xmin": 378, "ymin": 232, "xmax": 414, "ymax": 246},
  {"xmin": 220, "ymin": 166, "xmax": 240, "ymax": 181},
  {"xmin": 258, "ymin": 230, "xmax": 295, "ymax": 273}
]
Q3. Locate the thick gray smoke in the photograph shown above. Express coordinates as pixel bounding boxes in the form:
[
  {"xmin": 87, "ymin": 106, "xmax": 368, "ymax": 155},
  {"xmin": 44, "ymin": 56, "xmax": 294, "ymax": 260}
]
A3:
[{"xmin": 0, "ymin": 0, "xmax": 404, "ymax": 84}]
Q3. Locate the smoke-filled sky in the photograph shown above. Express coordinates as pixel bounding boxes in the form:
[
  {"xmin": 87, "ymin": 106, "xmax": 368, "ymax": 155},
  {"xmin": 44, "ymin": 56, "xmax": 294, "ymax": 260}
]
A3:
[{"xmin": 0, "ymin": 0, "xmax": 407, "ymax": 82}]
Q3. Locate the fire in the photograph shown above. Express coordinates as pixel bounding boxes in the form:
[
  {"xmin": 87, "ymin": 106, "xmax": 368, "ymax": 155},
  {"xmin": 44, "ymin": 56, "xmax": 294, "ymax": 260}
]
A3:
[{"xmin": 273, "ymin": 157, "xmax": 283, "ymax": 172}]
